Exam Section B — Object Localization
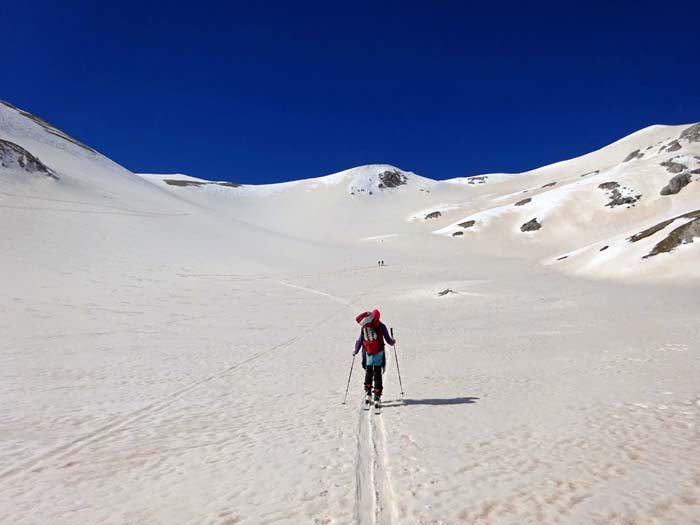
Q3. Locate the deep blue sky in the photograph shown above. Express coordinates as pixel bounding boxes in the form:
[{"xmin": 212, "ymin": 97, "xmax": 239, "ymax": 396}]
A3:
[{"xmin": 2, "ymin": 1, "xmax": 699, "ymax": 183}]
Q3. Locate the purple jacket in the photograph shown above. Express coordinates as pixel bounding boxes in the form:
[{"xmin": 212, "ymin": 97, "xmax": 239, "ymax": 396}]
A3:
[{"xmin": 354, "ymin": 321, "xmax": 395, "ymax": 355}]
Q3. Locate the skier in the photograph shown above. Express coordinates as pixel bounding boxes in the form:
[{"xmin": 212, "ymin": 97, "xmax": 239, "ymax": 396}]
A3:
[{"xmin": 353, "ymin": 309, "xmax": 396, "ymax": 409}]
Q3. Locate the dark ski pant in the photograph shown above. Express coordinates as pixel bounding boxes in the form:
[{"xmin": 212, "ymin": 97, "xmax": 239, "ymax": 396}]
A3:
[{"xmin": 364, "ymin": 365, "xmax": 383, "ymax": 397}]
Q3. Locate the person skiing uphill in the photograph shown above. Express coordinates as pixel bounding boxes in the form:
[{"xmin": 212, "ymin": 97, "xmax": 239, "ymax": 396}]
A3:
[{"xmin": 354, "ymin": 309, "xmax": 395, "ymax": 408}]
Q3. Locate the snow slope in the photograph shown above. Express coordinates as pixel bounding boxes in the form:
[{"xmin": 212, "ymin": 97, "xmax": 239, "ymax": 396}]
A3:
[{"xmin": 2, "ymin": 100, "xmax": 700, "ymax": 524}]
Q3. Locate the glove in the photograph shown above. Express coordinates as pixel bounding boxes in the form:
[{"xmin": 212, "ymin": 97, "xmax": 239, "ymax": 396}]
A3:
[{"xmin": 353, "ymin": 349, "xmax": 359, "ymax": 356}]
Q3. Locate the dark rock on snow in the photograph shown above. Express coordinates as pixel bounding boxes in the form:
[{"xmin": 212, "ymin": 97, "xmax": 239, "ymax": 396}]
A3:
[
  {"xmin": 458, "ymin": 220, "xmax": 476, "ymax": 229},
  {"xmin": 425, "ymin": 211, "xmax": 442, "ymax": 220},
  {"xmin": 623, "ymin": 149, "xmax": 644, "ymax": 162},
  {"xmin": 520, "ymin": 218, "xmax": 542, "ymax": 232},
  {"xmin": 629, "ymin": 209, "xmax": 700, "ymax": 246},
  {"xmin": 645, "ymin": 213, "xmax": 700, "ymax": 258},
  {"xmin": 378, "ymin": 170, "xmax": 407, "ymax": 188},
  {"xmin": 164, "ymin": 179, "xmax": 240, "ymax": 188},
  {"xmin": 0, "ymin": 138, "xmax": 58, "ymax": 179},
  {"xmin": 514, "ymin": 198, "xmax": 531, "ymax": 206},
  {"xmin": 660, "ymin": 173, "xmax": 692, "ymax": 196},
  {"xmin": 679, "ymin": 123, "xmax": 700, "ymax": 143},
  {"xmin": 666, "ymin": 140, "xmax": 682, "ymax": 152},
  {"xmin": 660, "ymin": 161, "xmax": 688, "ymax": 174},
  {"xmin": 541, "ymin": 182, "xmax": 557, "ymax": 188},
  {"xmin": 452, "ymin": 231, "xmax": 464, "ymax": 237},
  {"xmin": 606, "ymin": 188, "xmax": 641, "ymax": 208},
  {"xmin": 598, "ymin": 181, "xmax": 620, "ymax": 190}
]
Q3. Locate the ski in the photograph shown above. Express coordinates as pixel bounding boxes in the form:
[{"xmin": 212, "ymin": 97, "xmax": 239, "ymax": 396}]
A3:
[
  {"xmin": 374, "ymin": 400, "xmax": 382, "ymax": 415},
  {"xmin": 363, "ymin": 395, "xmax": 371, "ymax": 411}
]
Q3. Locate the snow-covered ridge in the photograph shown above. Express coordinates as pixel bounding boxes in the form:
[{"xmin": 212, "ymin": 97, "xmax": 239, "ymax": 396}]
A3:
[
  {"xmin": 443, "ymin": 173, "xmax": 518, "ymax": 185},
  {"xmin": 0, "ymin": 99, "xmax": 96, "ymax": 155},
  {"xmin": 139, "ymin": 164, "xmax": 439, "ymax": 200},
  {"xmin": 425, "ymin": 122, "xmax": 700, "ymax": 280},
  {"xmin": 2, "ymin": 97, "xmax": 699, "ymax": 281}
]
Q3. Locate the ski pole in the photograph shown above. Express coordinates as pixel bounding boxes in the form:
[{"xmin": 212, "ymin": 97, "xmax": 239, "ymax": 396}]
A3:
[
  {"xmin": 342, "ymin": 354, "xmax": 356, "ymax": 404},
  {"xmin": 390, "ymin": 328, "xmax": 404, "ymax": 397}
]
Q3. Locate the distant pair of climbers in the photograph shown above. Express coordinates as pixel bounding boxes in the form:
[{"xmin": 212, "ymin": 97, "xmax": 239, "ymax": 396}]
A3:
[
  {"xmin": 377, "ymin": 260, "xmax": 385, "ymax": 266},
  {"xmin": 353, "ymin": 309, "xmax": 395, "ymax": 405}
]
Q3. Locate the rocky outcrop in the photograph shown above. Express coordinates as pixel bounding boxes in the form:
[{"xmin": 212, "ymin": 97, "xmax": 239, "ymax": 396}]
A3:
[
  {"xmin": 425, "ymin": 211, "xmax": 442, "ymax": 220},
  {"xmin": 598, "ymin": 181, "xmax": 620, "ymax": 190},
  {"xmin": 438, "ymin": 288, "xmax": 456, "ymax": 296},
  {"xmin": 679, "ymin": 123, "xmax": 700, "ymax": 143},
  {"xmin": 378, "ymin": 170, "xmax": 407, "ymax": 188},
  {"xmin": 660, "ymin": 173, "xmax": 692, "ymax": 196},
  {"xmin": 163, "ymin": 179, "xmax": 240, "ymax": 188},
  {"xmin": 598, "ymin": 181, "xmax": 640, "ymax": 208},
  {"xmin": 644, "ymin": 213, "xmax": 700, "ymax": 258},
  {"xmin": 515, "ymin": 198, "xmax": 531, "ymax": 206},
  {"xmin": 0, "ymin": 138, "xmax": 58, "ymax": 179},
  {"xmin": 580, "ymin": 170, "xmax": 600, "ymax": 178},
  {"xmin": 629, "ymin": 209, "xmax": 700, "ymax": 244},
  {"xmin": 605, "ymin": 188, "xmax": 641, "ymax": 208},
  {"xmin": 458, "ymin": 220, "xmax": 475, "ymax": 229},
  {"xmin": 666, "ymin": 140, "xmax": 682, "ymax": 152},
  {"xmin": 452, "ymin": 231, "xmax": 463, "ymax": 237},
  {"xmin": 623, "ymin": 149, "xmax": 644, "ymax": 162},
  {"xmin": 660, "ymin": 161, "xmax": 687, "ymax": 174},
  {"xmin": 541, "ymin": 182, "xmax": 557, "ymax": 188},
  {"xmin": 520, "ymin": 218, "xmax": 541, "ymax": 232}
]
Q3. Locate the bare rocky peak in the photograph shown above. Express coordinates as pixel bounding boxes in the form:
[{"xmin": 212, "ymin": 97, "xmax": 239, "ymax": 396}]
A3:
[
  {"xmin": 0, "ymin": 138, "xmax": 58, "ymax": 179},
  {"xmin": 377, "ymin": 170, "xmax": 407, "ymax": 188}
]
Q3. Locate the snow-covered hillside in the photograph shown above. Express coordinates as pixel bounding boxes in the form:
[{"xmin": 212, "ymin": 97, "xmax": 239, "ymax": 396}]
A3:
[
  {"xmin": 138, "ymin": 120, "xmax": 700, "ymax": 282},
  {"xmin": 3, "ymin": 100, "xmax": 700, "ymax": 524}
]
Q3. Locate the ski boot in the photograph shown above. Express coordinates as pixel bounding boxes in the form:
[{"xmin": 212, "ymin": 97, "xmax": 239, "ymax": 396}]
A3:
[
  {"xmin": 364, "ymin": 386, "xmax": 372, "ymax": 409},
  {"xmin": 373, "ymin": 391, "xmax": 382, "ymax": 410}
]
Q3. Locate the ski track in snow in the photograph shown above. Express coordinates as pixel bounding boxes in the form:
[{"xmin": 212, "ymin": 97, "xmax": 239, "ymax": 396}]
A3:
[
  {"xmin": 0, "ymin": 334, "xmax": 304, "ymax": 481},
  {"xmin": 0, "ymin": 272, "xmax": 380, "ymax": 485},
  {"xmin": 355, "ymin": 400, "xmax": 398, "ymax": 524},
  {"xmin": 279, "ymin": 280, "xmax": 356, "ymax": 308},
  {"xmin": 278, "ymin": 278, "xmax": 399, "ymax": 524}
]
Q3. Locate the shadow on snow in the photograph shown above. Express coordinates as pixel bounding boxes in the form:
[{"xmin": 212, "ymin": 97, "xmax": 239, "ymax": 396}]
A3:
[{"xmin": 381, "ymin": 397, "xmax": 479, "ymax": 408}]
